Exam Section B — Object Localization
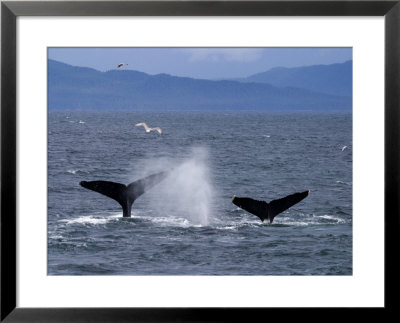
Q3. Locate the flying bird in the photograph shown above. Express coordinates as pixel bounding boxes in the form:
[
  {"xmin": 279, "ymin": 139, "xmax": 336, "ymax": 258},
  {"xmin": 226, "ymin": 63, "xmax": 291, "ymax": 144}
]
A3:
[
  {"xmin": 117, "ymin": 63, "xmax": 128, "ymax": 68},
  {"xmin": 135, "ymin": 122, "xmax": 162, "ymax": 134},
  {"xmin": 232, "ymin": 190, "xmax": 310, "ymax": 223}
]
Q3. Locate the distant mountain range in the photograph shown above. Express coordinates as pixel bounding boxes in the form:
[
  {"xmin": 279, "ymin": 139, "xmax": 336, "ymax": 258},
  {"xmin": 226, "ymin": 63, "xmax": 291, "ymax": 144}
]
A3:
[
  {"xmin": 236, "ymin": 60, "xmax": 352, "ymax": 97},
  {"xmin": 48, "ymin": 59, "xmax": 352, "ymax": 111}
]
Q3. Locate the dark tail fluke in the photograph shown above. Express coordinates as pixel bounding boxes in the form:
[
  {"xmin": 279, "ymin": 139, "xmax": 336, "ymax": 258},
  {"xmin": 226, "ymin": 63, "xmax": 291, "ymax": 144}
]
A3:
[
  {"xmin": 80, "ymin": 171, "xmax": 169, "ymax": 217},
  {"xmin": 231, "ymin": 196, "xmax": 268, "ymax": 222},
  {"xmin": 268, "ymin": 190, "xmax": 310, "ymax": 222},
  {"xmin": 232, "ymin": 190, "xmax": 310, "ymax": 223}
]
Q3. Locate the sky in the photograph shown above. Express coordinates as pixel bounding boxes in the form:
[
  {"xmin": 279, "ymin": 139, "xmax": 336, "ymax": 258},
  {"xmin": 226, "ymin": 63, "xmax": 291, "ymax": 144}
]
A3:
[{"xmin": 48, "ymin": 47, "xmax": 352, "ymax": 80}]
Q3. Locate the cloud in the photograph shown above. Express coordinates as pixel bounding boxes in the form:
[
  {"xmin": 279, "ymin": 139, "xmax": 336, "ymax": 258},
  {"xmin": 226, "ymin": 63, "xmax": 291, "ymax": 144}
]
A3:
[{"xmin": 186, "ymin": 48, "xmax": 263, "ymax": 63}]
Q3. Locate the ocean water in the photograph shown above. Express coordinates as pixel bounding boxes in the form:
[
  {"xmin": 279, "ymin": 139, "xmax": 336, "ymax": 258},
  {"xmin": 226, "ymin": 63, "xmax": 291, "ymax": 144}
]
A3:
[{"xmin": 48, "ymin": 110, "xmax": 352, "ymax": 275}]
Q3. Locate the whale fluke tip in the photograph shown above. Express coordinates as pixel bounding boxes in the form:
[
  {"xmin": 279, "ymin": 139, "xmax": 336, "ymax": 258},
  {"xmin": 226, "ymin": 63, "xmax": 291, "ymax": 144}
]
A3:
[{"xmin": 232, "ymin": 195, "xmax": 236, "ymax": 201}]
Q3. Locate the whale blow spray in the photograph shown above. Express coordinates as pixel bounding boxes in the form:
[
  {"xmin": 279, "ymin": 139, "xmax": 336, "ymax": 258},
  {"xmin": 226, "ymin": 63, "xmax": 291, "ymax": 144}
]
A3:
[{"xmin": 136, "ymin": 147, "xmax": 213, "ymax": 225}]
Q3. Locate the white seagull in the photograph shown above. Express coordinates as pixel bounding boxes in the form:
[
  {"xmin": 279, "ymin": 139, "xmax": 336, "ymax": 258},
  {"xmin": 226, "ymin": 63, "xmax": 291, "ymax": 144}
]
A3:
[
  {"xmin": 117, "ymin": 63, "xmax": 128, "ymax": 68},
  {"xmin": 135, "ymin": 122, "xmax": 162, "ymax": 134}
]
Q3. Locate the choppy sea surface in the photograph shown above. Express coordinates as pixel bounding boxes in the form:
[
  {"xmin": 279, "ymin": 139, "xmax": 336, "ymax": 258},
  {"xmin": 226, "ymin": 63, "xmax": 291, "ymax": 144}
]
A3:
[{"xmin": 48, "ymin": 110, "xmax": 352, "ymax": 275}]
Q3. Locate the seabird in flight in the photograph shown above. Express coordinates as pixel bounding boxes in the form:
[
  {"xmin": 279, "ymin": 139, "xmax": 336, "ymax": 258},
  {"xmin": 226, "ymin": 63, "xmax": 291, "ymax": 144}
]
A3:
[{"xmin": 135, "ymin": 122, "xmax": 163, "ymax": 135}]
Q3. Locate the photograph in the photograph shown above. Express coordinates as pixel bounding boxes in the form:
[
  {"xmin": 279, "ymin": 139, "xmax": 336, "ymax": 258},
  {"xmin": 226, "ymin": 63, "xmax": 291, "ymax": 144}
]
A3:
[
  {"xmin": 3, "ymin": 0, "xmax": 398, "ymax": 318},
  {"xmin": 47, "ymin": 47, "xmax": 353, "ymax": 276}
]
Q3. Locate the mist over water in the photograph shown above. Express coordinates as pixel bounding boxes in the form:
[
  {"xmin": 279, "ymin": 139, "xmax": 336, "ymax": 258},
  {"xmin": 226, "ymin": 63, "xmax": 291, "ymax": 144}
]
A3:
[
  {"xmin": 139, "ymin": 147, "xmax": 214, "ymax": 226},
  {"xmin": 48, "ymin": 111, "xmax": 352, "ymax": 275}
]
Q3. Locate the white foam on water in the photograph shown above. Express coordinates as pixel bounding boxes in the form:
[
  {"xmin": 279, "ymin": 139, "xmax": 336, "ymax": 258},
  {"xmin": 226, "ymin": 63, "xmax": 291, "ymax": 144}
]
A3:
[
  {"xmin": 59, "ymin": 214, "xmax": 120, "ymax": 225},
  {"xmin": 132, "ymin": 209, "xmax": 209, "ymax": 228},
  {"xmin": 48, "ymin": 233, "xmax": 64, "ymax": 240},
  {"xmin": 273, "ymin": 213, "xmax": 348, "ymax": 226},
  {"xmin": 316, "ymin": 214, "xmax": 347, "ymax": 224},
  {"xmin": 275, "ymin": 220, "xmax": 309, "ymax": 226},
  {"xmin": 148, "ymin": 216, "xmax": 204, "ymax": 228}
]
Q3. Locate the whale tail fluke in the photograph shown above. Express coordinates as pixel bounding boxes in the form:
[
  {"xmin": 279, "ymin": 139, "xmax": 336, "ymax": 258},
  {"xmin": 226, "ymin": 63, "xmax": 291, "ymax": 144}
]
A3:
[
  {"xmin": 232, "ymin": 196, "xmax": 269, "ymax": 222},
  {"xmin": 80, "ymin": 171, "xmax": 169, "ymax": 217},
  {"xmin": 80, "ymin": 180, "xmax": 126, "ymax": 204},
  {"xmin": 126, "ymin": 171, "xmax": 169, "ymax": 200},
  {"xmin": 232, "ymin": 190, "xmax": 310, "ymax": 223}
]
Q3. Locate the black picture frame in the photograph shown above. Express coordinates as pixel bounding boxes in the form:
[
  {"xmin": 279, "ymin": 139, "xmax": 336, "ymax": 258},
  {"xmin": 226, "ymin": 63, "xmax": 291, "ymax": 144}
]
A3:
[{"xmin": 1, "ymin": 0, "xmax": 399, "ymax": 321}]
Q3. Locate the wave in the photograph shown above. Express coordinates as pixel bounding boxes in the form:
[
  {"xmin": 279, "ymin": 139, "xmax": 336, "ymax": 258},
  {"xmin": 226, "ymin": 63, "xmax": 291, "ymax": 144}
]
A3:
[
  {"xmin": 59, "ymin": 214, "xmax": 121, "ymax": 225},
  {"xmin": 58, "ymin": 211, "xmax": 205, "ymax": 228},
  {"xmin": 313, "ymin": 214, "xmax": 347, "ymax": 224},
  {"xmin": 336, "ymin": 180, "xmax": 352, "ymax": 186},
  {"xmin": 66, "ymin": 169, "xmax": 89, "ymax": 175},
  {"xmin": 146, "ymin": 216, "xmax": 203, "ymax": 228},
  {"xmin": 58, "ymin": 208, "xmax": 350, "ymax": 230}
]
